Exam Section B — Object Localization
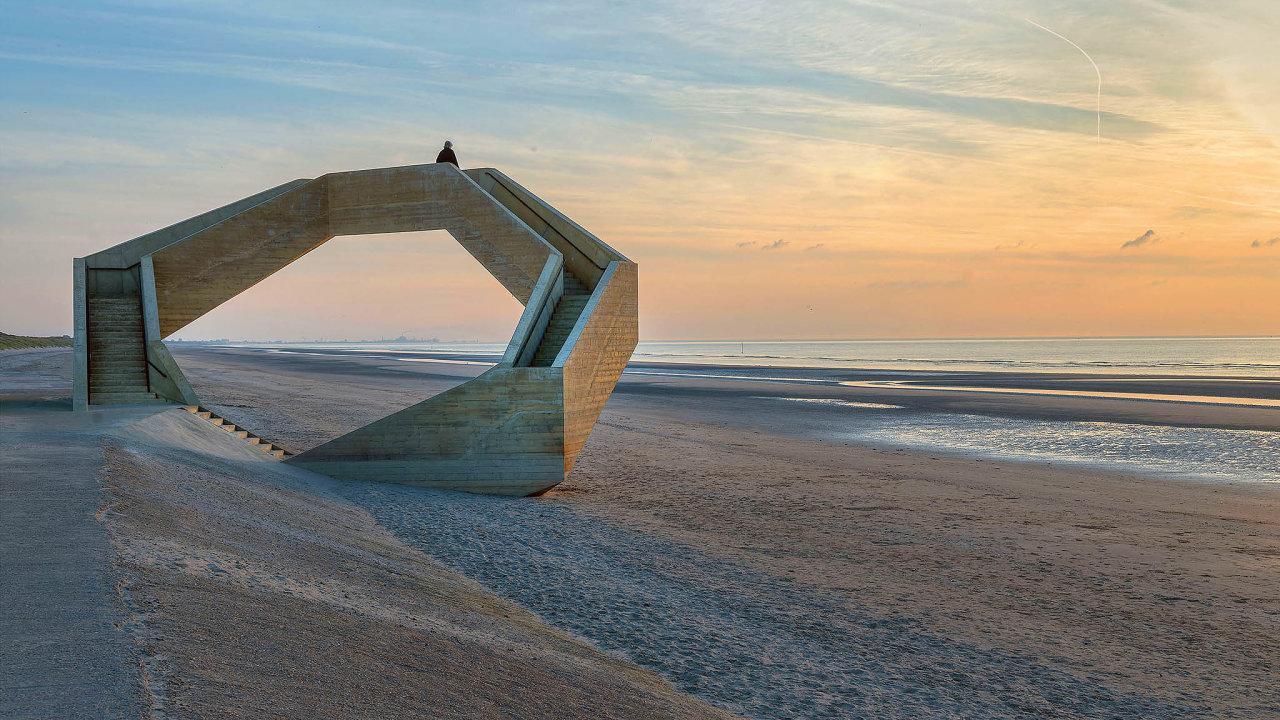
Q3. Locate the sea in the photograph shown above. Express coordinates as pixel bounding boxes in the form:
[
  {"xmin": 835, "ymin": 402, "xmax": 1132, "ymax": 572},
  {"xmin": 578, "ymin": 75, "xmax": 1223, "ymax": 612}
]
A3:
[
  {"xmin": 232, "ymin": 335, "xmax": 1280, "ymax": 377},
  {"xmin": 222, "ymin": 336, "xmax": 1280, "ymax": 483}
]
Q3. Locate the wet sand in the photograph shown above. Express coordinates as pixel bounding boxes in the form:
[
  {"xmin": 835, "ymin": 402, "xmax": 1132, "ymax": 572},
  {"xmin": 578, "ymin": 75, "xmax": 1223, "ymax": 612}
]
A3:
[{"xmin": 166, "ymin": 345, "xmax": 1280, "ymax": 718}]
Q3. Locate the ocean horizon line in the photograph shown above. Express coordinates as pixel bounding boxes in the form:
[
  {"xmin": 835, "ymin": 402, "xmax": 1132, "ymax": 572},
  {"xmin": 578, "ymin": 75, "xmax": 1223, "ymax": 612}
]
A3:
[{"xmin": 170, "ymin": 333, "xmax": 1280, "ymax": 345}]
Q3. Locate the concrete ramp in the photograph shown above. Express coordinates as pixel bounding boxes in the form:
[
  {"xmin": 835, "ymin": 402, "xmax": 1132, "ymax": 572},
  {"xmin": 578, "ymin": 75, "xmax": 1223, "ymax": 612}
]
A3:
[{"xmin": 74, "ymin": 163, "xmax": 638, "ymax": 495}]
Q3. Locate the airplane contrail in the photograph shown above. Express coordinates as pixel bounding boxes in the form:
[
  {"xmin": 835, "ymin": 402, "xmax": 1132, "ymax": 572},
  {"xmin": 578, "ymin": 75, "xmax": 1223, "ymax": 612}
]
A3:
[{"xmin": 1026, "ymin": 18, "xmax": 1101, "ymax": 141}]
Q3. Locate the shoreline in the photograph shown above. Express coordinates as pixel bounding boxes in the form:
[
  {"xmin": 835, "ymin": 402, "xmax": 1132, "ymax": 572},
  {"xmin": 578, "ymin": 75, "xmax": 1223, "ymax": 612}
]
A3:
[
  {"xmin": 174, "ymin": 346, "xmax": 1280, "ymax": 483},
  {"xmin": 214, "ymin": 344, "xmax": 1280, "ymax": 418}
]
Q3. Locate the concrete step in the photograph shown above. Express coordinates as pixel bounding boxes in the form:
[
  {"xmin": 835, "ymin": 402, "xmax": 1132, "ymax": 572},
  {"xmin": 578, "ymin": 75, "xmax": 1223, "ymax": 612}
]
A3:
[
  {"xmin": 563, "ymin": 273, "xmax": 589, "ymax": 292},
  {"xmin": 178, "ymin": 406, "xmax": 293, "ymax": 459},
  {"xmin": 90, "ymin": 361, "xmax": 145, "ymax": 369},
  {"xmin": 90, "ymin": 359, "xmax": 146, "ymax": 369},
  {"xmin": 91, "ymin": 375, "xmax": 147, "ymax": 386},
  {"xmin": 91, "ymin": 378, "xmax": 148, "ymax": 389},
  {"xmin": 90, "ymin": 357, "xmax": 145, "ymax": 366},
  {"xmin": 90, "ymin": 364, "xmax": 145, "ymax": 373},
  {"xmin": 90, "ymin": 353, "xmax": 145, "ymax": 362},
  {"xmin": 91, "ymin": 387, "xmax": 150, "ymax": 395},
  {"xmin": 90, "ymin": 391, "xmax": 162, "ymax": 405},
  {"xmin": 91, "ymin": 371, "xmax": 146, "ymax": 379}
]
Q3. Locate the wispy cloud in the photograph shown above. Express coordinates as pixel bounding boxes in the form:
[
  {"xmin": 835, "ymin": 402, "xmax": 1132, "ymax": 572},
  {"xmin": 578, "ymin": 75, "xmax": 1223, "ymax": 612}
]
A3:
[
  {"xmin": 736, "ymin": 240, "xmax": 756, "ymax": 248},
  {"xmin": 1122, "ymin": 230, "xmax": 1159, "ymax": 249},
  {"xmin": 1251, "ymin": 237, "xmax": 1280, "ymax": 248},
  {"xmin": 805, "ymin": 243, "xmax": 824, "ymax": 251},
  {"xmin": 762, "ymin": 239, "xmax": 789, "ymax": 250}
]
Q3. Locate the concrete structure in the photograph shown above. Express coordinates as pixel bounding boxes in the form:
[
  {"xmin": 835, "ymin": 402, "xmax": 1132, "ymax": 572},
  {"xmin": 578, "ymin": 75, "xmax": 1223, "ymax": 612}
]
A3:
[{"xmin": 74, "ymin": 163, "xmax": 638, "ymax": 495}]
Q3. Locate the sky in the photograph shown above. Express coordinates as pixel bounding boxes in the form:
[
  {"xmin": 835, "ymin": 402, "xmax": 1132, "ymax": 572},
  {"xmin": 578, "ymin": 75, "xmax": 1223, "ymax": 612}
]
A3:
[{"xmin": 1, "ymin": 0, "xmax": 1277, "ymax": 341}]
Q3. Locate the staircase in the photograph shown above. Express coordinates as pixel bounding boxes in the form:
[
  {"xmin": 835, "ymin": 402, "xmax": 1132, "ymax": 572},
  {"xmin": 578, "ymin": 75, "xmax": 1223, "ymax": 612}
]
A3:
[
  {"xmin": 182, "ymin": 406, "xmax": 296, "ymax": 459},
  {"xmin": 531, "ymin": 272, "xmax": 592, "ymax": 366},
  {"xmin": 88, "ymin": 296, "xmax": 162, "ymax": 405}
]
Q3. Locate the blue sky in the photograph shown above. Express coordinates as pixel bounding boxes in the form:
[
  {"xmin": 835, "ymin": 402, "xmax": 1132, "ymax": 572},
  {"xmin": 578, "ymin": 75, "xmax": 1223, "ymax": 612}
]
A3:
[{"xmin": 2, "ymin": 0, "xmax": 1277, "ymax": 340}]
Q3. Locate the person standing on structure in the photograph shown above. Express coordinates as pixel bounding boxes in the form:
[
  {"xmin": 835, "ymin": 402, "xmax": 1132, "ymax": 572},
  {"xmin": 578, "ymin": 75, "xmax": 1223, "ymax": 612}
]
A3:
[{"xmin": 436, "ymin": 140, "xmax": 459, "ymax": 167}]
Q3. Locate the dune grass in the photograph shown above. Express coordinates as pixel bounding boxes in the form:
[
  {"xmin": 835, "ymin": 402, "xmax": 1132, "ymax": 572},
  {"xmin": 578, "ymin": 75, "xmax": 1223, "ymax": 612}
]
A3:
[{"xmin": 0, "ymin": 332, "xmax": 73, "ymax": 350}]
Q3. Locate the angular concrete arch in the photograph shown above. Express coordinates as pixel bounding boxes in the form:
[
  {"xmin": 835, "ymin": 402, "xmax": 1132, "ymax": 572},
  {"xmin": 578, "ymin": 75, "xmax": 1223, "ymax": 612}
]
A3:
[{"xmin": 74, "ymin": 163, "xmax": 638, "ymax": 496}]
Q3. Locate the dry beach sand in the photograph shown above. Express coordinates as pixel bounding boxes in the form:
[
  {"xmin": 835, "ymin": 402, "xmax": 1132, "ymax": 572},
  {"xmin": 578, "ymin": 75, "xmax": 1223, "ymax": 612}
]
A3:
[
  {"xmin": 1, "ymin": 348, "xmax": 735, "ymax": 720},
  {"xmin": 4, "ymin": 345, "xmax": 1279, "ymax": 718}
]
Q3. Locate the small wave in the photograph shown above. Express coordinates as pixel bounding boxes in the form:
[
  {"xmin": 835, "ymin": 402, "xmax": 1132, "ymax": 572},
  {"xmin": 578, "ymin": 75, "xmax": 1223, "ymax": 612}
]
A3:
[{"xmin": 756, "ymin": 397, "xmax": 904, "ymax": 410}]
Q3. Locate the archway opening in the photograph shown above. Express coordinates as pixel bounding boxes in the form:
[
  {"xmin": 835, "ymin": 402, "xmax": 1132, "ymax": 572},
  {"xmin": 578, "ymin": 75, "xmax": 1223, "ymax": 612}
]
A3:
[{"xmin": 168, "ymin": 229, "xmax": 526, "ymax": 451}]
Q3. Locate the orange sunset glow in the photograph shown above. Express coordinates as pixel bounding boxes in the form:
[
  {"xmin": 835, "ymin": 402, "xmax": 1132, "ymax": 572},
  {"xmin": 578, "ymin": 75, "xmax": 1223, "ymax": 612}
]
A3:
[{"xmin": 2, "ymin": 2, "xmax": 1277, "ymax": 341}]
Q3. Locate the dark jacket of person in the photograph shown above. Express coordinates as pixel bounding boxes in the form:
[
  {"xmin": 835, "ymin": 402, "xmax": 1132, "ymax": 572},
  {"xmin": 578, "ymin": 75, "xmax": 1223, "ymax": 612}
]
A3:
[{"xmin": 436, "ymin": 145, "xmax": 459, "ymax": 167}]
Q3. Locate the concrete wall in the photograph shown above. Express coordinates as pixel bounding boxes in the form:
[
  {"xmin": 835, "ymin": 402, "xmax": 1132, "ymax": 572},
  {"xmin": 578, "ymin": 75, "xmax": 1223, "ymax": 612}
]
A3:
[
  {"xmin": 140, "ymin": 257, "xmax": 198, "ymax": 405},
  {"xmin": 465, "ymin": 168, "xmax": 628, "ymax": 288},
  {"xmin": 559, "ymin": 262, "xmax": 640, "ymax": 472},
  {"xmin": 150, "ymin": 179, "xmax": 332, "ymax": 337},
  {"xmin": 288, "ymin": 367, "xmax": 568, "ymax": 496},
  {"xmin": 72, "ymin": 258, "xmax": 88, "ymax": 411}
]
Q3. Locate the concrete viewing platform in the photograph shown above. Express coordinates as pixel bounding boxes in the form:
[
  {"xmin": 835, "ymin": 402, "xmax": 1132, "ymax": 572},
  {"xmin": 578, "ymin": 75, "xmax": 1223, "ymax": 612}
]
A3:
[{"xmin": 72, "ymin": 163, "xmax": 638, "ymax": 496}]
